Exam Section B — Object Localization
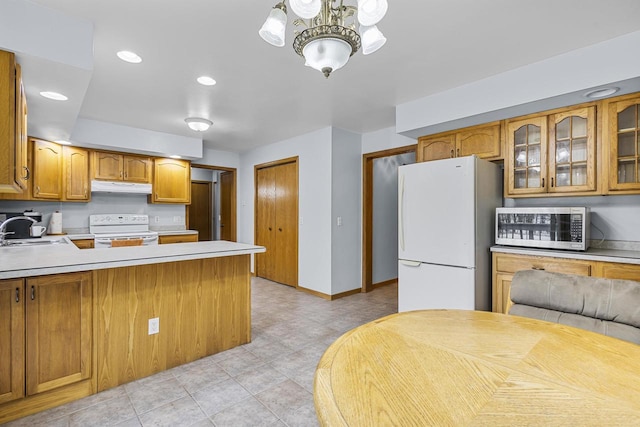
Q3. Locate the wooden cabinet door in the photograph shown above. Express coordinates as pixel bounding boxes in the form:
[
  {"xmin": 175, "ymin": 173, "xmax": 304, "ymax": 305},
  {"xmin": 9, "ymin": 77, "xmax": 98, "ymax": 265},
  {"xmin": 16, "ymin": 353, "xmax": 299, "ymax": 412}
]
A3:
[
  {"xmin": 548, "ymin": 107, "xmax": 596, "ymax": 193},
  {"xmin": 493, "ymin": 273, "xmax": 513, "ymax": 315},
  {"xmin": 220, "ymin": 171, "xmax": 235, "ymax": 241},
  {"xmin": 457, "ymin": 123, "xmax": 501, "ymax": 160},
  {"xmin": 73, "ymin": 239, "xmax": 95, "ymax": 249},
  {"xmin": 152, "ymin": 158, "xmax": 191, "ymax": 203},
  {"xmin": 255, "ymin": 166, "xmax": 277, "ymax": 282},
  {"xmin": 25, "ymin": 272, "xmax": 92, "ymax": 395},
  {"xmin": 93, "ymin": 151, "xmax": 123, "ymax": 180},
  {"xmin": 608, "ymin": 96, "xmax": 640, "ymax": 192},
  {"xmin": 63, "ymin": 146, "xmax": 90, "ymax": 201},
  {"xmin": 32, "ymin": 138, "xmax": 62, "ymax": 199},
  {"xmin": 416, "ymin": 134, "xmax": 455, "ymax": 162},
  {"xmin": 274, "ymin": 161, "xmax": 298, "ymax": 287},
  {"xmin": 594, "ymin": 262, "xmax": 640, "ymax": 281},
  {"xmin": 506, "ymin": 116, "xmax": 548, "ymax": 196},
  {"xmin": 14, "ymin": 64, "xmax": 28, "ymax": 191},
  {"xmin": 0, "ymin": 279, "xmax": 25, "ymax": 404},
  {"xmin": 158, "ymin": 234, "xmax": 198, "ymax": 244},
  {"xmin": 123, "ymin": 155, "xmax": 151, "ymax": 183}
]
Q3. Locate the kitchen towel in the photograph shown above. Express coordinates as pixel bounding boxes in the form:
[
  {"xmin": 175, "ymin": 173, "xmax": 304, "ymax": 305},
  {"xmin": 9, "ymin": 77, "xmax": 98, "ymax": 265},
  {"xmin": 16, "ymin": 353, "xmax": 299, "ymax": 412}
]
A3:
[{"xmin": 49, "ymin": 211, "xmax": 63, "ymax": 234}]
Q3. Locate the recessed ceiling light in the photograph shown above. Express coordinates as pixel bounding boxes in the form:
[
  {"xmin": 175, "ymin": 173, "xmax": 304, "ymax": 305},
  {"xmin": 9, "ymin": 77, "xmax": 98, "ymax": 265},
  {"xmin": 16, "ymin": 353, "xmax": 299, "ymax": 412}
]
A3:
[
  {"xmin": 55, "ymin": 140, "xmax": 72, "ymax": 145},
  {"xmin": 170, "ymin": 155, "xmax": 182, "ymax": 159},
  {"xmin": 117, "ymin": 50, "xmax": 142, "ymax": 63},
  {"xmin": 40, "ymin": 91, "xmax": 68, "ymax": 101},
  {"xmin": 584, "ymin": 87, "xmax": 619, "ymax": 99},
  {"xmin": 197, "ymin": 76, "xmax": 217, "ymax": 86},
  {"xmin": 184, "ymin": 117, "xmax": 213, "ymax": 132}
]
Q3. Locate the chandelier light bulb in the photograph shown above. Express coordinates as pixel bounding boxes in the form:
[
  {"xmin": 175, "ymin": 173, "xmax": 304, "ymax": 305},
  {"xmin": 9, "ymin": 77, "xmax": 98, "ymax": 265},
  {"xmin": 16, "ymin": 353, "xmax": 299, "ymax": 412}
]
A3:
[
  {"xmin": 184, "ymin": 117, "xmax": 213, "ymax": 132},
  {"xmin": 290, "ymin": 0, "xmax": 322, "ymax": 19},
  {"xmin": 357, "ymin": 0, "xmax": 388, "ymax": 26},
  {"xmin": 360, "ymin": 24, "xmax": 387, "ymax": 55},
  {"xmin": 259, "ymin": 3, "xmax": 287, "ymax": 47}
]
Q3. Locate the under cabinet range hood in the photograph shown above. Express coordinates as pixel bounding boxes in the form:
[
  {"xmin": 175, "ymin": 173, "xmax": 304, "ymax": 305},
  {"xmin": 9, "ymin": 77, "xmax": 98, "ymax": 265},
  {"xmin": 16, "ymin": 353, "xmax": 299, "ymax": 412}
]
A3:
[{"xmin": 90, "ymin": 180, "xmax": 152, "ymax": 194}]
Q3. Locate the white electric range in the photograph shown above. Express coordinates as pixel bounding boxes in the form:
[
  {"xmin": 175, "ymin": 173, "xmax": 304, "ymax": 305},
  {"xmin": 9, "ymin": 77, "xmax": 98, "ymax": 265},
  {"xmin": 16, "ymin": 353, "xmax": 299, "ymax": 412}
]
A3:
[{"xmin": 89, "ymin": 214, "xmax": 158, "ymax": 248}]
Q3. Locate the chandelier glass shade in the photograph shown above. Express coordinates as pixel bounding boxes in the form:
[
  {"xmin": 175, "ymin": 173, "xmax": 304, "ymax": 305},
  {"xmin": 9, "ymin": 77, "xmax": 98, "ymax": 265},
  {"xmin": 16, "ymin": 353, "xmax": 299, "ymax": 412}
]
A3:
[{"xmin": 259, "ymin": 0, "xmax": 388, "ymax": 78}]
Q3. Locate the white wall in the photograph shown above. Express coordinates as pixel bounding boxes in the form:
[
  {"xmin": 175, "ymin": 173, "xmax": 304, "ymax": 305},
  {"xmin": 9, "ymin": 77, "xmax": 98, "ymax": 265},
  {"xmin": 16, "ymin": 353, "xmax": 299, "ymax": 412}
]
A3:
[
  {"xmin": 372, "ymin": 152, "xmax": 416, "ymax": 284},
  {"xmin": 397, "ymin": 31, "xmax": 640, "ymax": 138},
  {"xmin": 199, "ymin": 147, "xmax": 241, "ymax": 169},
  {"xmin": 330, "ymin": 128, "xmax": 362, "ymax": 294},
  {"xmin": 0, "ymin": 195, "xmax": 185, "ymax": 233},
  {"xmin": 362, "ymin": 126, "xmax": 416, "ymax": 154},
  {"xmin": 239, "ymin": 127, "xmax": 333, "ymax": 294},
  {"xmin": 505, "ymin": 195, "xmax": 640, "ymax": 243}
]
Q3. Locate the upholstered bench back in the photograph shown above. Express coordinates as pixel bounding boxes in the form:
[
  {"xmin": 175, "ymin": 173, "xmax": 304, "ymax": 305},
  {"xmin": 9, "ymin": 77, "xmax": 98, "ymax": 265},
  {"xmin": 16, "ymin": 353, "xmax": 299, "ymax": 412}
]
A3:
[{"xmin": 509, "ymin": 269, "xmax": 640, "ymax": 345}]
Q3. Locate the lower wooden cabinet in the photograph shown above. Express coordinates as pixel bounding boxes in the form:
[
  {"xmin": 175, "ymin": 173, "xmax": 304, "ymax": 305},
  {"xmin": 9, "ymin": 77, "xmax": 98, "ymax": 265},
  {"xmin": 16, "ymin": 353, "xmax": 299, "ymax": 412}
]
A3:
[
  {"xmin": 492, "ymin": 252, "xmax": 640, "ymax": 314},
  {"xmin": 158, "ymin": 233, "xmax": 198, "ymax": 244},
  {"xmin": 0, "ymin": 272, "xmax": 92, "ymax": 406},
  {"xmin": 72, "ymin": 239, "xmax": 95, "ymax": 249},
  {"xmin": 0, "ymin": 279, "xmax": 24, "ymax": 404},
  {"xmin": 492, "ymin": 252, "xmax": 592, "ymax": 314}
]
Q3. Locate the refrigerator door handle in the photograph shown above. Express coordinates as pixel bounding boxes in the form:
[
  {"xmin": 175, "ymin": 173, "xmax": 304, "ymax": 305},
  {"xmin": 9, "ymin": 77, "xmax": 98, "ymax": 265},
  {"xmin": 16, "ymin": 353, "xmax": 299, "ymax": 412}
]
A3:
[
  {"xmin": 399, "ymin": 260, "xmax": 421, "ymax": 267},
  {"xmin": 399, "ymin": 173, "xmax": 405, "ymax": 251}
]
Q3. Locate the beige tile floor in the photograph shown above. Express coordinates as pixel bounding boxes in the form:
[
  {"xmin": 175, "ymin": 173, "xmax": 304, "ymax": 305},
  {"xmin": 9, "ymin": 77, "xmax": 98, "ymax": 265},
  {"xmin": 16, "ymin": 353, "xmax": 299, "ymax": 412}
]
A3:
[{"xmin": 6, "ymin": 277, "xmax": 398, "ymax": 427}]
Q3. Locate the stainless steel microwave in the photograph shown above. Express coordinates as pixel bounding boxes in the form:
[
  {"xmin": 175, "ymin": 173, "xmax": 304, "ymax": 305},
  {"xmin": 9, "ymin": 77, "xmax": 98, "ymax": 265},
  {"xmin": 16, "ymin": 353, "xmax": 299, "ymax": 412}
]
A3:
[{"xmin": 495, "ymin": 207, "xmax": 590, "ymax": 251}]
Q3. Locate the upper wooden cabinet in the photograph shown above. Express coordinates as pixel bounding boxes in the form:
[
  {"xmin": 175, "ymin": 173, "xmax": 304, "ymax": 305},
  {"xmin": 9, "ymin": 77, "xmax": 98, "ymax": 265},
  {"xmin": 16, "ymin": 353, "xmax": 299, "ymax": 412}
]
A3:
[
  {"xmin": 150, "ymin": 158, "xmax": 191, "ymax": 204},
  {"xmin": 607, "ymin": 95, "xmax": 640, "ymax": 193},
  {"xmin": 417, "ymin": 122, "xmax": 502, "ymax": 163},
  {"xmin": 93, "ymin": 151, "xmax": 151, "ymax": 183},
  {"xmin": 0, "ymin": 50, "xmax": 28, "ymax": 194},
  {"xmin": 63, "ymin": 146, "xmax": 90, "ymax": 201},
  {"xmin": 31, "ymin": 138, "xmax": 62, "ymax": 200},
  {"xmin": 505, "ymin": 106, "xmax": 596, "ymax": 197}
]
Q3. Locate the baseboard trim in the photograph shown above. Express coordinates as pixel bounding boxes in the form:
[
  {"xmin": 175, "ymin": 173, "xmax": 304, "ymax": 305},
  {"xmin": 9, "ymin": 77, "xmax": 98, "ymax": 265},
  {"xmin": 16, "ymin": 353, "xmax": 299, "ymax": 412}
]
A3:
[
  {"xmin": 297, "ymin": 286, "xmax": 362, "ymax": 301},
  {"xmin": 371, "ymin": 278, "xmax": 397, "ymax": 290}
]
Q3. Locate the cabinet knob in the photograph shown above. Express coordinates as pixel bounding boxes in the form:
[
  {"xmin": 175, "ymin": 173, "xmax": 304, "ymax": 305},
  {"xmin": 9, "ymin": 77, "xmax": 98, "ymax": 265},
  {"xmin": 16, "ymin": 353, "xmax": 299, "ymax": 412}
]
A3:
[
  {"xmin": 22, "ymin": 166, "xmax": 30, "ymax": 180},
  {"xmin": 456, "ymin": 148, "xmax": 460, "ymax": 157},
  {"xmin": 279, "ymin": 228, "xmax": 283, "ymax": 232},
  {"xmin": 268, "ymin": 227, "xmax": 272, "ymax": 231},
  {"xmin": 450, "ymin": 149, "xmax": 454, "ymax": 158}
]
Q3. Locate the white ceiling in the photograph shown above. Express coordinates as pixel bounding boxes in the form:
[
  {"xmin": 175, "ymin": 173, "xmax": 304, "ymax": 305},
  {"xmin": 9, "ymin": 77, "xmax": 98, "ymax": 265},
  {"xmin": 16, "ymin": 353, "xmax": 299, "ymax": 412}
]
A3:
[{"xmin": 19, "ymin": 0, "xmax": 640, "ymax": 153}]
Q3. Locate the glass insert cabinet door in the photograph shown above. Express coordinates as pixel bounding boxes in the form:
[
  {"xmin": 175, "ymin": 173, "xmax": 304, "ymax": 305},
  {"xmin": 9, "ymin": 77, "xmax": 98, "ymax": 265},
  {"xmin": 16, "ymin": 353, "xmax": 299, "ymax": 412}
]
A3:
[
  {"xmin": 609, "ymin": 97, "xmax": 640, "ymax": 191},
  {"xmin": 507, "ymin": 116, "xmax": 548, "ymax": 195},
  {"xmin": 548, "ymin": 106, "xmax": 596, "ymax": 193}
]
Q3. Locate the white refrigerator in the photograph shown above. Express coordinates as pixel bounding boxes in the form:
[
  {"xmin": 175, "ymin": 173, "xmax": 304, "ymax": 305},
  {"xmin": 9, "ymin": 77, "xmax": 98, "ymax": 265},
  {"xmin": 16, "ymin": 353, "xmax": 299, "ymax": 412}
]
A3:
[{"xmin": 398, "ymin": 155, "xmax": 501, "ymax": 312}]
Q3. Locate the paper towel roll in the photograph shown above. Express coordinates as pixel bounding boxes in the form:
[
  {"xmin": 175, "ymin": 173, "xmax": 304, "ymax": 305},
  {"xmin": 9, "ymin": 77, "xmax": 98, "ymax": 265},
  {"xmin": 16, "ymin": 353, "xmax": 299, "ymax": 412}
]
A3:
[{"xmin": 49, "ymin": 211, "xmax": 62, "ymax": 234}]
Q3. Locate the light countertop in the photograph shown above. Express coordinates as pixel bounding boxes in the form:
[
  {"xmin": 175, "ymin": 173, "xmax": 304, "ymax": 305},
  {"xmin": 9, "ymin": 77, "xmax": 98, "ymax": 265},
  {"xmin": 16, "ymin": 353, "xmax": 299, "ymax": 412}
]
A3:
[
  {"xmin": 0, "ymin": 238, "xmax": 265, "ymax": 279},
  {"xmin": 491, "ymin": 245, "xmax": 640, "ymax": 265}
]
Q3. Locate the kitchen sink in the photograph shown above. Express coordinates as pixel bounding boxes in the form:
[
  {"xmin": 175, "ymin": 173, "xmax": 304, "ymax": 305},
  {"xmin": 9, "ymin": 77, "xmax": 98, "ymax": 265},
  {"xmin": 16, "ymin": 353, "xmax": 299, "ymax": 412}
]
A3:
[{"xmin": 1, "ymin": 238, "xmax": 69, "ymax": 247}]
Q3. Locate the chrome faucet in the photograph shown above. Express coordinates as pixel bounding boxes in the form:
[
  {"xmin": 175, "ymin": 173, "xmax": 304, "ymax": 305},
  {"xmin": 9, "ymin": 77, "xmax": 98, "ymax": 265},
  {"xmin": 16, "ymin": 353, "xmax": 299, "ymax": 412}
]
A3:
[{"xmin": 0, "ymin": 216, "xmax": 37, "ymax": 246}]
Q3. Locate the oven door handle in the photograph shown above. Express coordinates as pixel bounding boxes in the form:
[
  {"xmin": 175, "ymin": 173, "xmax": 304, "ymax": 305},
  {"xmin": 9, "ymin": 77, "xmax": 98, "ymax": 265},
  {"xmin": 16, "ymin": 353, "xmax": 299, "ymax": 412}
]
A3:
[
  {"xmin": 94, "ymin": 236, "xmax": 115, "ymax": 245},
  {"xmin": 141, "ymin": 235, "xmax": 158, "ymax": 244}
]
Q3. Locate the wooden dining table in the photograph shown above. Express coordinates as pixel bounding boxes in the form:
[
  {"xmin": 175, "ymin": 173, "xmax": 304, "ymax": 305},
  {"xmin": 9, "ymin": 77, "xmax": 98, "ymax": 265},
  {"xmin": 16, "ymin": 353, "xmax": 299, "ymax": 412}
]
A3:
[{"xmin": 314, "ymin": 310, "xmax": 640, "ymax": 426}]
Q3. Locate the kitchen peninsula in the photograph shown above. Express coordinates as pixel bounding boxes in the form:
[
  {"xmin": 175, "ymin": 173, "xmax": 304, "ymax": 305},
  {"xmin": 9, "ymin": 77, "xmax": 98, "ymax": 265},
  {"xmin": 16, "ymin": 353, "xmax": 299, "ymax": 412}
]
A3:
[{"xmin": 0, "ymin": 240, "xmax": 265, "ymax": 423}]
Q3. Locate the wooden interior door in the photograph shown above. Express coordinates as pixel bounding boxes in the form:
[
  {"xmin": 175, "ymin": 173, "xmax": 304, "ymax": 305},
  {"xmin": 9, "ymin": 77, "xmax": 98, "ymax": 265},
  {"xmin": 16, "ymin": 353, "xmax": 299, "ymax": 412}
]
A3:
[
  {"xmin": 255, "ymin": 166, "xmax": 276, "ymax": 281},
  {"xmin": 255, "ymin": 159, "xmax": 298, "ymax": 287},
  {"xmin": 274, "ymin": 162, "xmax": 298, "ymax": 286},
  {"xmin": 220, "ymin": 171, "xmax": 234, "ymax": 241},
  {"xmin": 189, "ymin": 181, "xmax": 212, "ymax": 241}
]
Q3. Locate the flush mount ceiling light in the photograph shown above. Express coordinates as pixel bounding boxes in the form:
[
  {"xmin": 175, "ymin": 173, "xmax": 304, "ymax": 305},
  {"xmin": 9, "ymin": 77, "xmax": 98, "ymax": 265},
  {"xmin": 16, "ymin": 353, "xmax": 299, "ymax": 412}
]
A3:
[
  {"xmin": 170, "ymin": 155, "xmax": 182, "ymax": 159},
  {"xmin": 584, "ymin": 87, "xmax": 620, "ymax": 99},
  {"xmin": 54, "ymin": 140, "xmax": 72, "ymax": 145},
  {"xmin": 40, "ymin": 91, "xmax": 68, "ymax": 101},
  {"xmin": 184, "ymin": 117, "xmax": 213, "ymax": 132},
  {"xmin": 197, "ymin": 76, "xmax": 217, "ymax": 86},
  {"xmin": 116, "ymin": 50, "xmax": 142, "ymax": 63},
  {"xmin": 259, "ymin": 0, "xmax": 388, "ymax": 78}
]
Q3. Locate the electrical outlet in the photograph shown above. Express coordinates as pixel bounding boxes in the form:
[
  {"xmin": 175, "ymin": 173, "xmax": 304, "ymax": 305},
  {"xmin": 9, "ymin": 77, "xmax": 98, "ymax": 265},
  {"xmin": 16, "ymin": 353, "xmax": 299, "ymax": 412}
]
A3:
[
  {"xmin": 337, "ymin": 216, "xmax": 343, "ymax": 227},
  {"xmin": 154, "ymin": 216, "xmax": 160, "ymax": 223},
  {"xmin": 173, "ymin": 216, "xmax": 181, "ymax": 223},
  {"xmin": 148, "ymin": 317, "xmax": 159, "ymax": 335}
]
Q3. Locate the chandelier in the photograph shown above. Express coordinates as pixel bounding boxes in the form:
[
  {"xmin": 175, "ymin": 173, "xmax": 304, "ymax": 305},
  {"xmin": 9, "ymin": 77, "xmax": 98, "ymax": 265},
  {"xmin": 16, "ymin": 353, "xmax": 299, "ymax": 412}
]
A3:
[{"xmin": 259, "ymin": 0, "xmax": 388, "ymax": 78}]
